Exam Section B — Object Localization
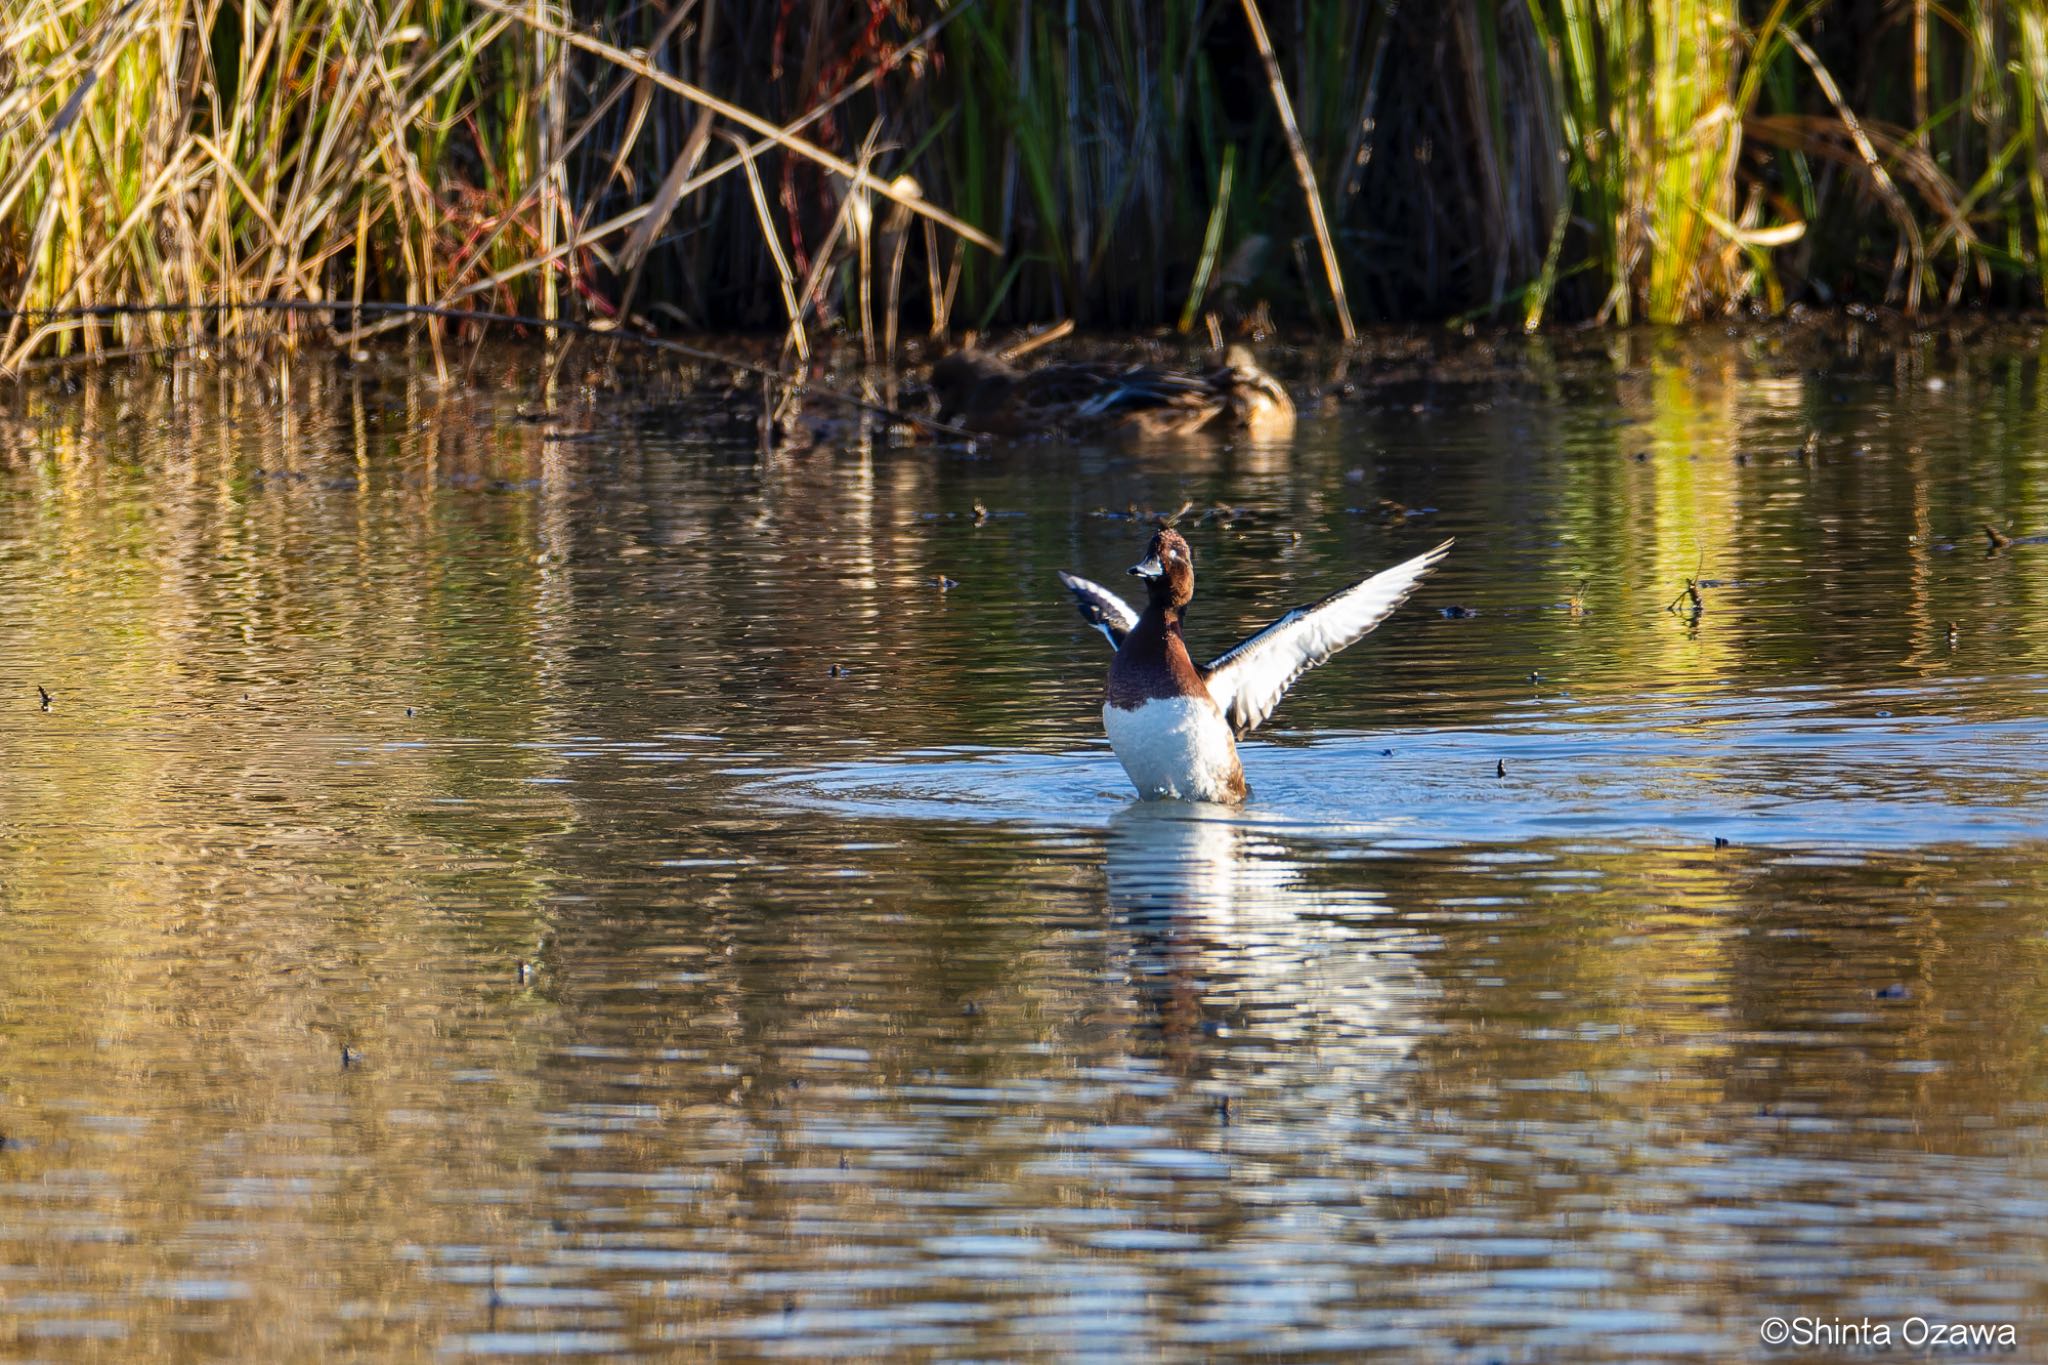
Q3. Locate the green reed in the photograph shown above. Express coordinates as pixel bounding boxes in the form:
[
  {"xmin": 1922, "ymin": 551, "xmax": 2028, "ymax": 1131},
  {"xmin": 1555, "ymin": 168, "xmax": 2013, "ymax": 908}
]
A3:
[
  {"xmin": 15, "ymin": 0, "xmax": 2048, "ymax": 370},
  {"xmin": 0, "ymin": 0, "xmax": 556, "ymax": 367}
]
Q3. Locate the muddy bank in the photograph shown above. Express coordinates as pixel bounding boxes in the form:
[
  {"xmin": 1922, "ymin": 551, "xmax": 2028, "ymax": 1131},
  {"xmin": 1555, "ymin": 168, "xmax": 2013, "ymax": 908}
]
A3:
[{"xmin": 8, "ymin": 309, "xmax": 2040, "ymax": 460}]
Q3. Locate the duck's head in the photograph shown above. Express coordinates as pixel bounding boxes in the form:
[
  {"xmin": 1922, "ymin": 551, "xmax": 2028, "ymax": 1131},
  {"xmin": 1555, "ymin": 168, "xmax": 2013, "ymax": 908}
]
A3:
[{"xmin": 1129, "ymin": 527, "xmax": 1195, "ymax": 609}]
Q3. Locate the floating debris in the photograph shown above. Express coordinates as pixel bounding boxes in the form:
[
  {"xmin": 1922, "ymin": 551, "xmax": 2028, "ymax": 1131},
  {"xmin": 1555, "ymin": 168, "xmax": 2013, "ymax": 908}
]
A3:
[
  {"xmin": 1984, "ymin": 523, "xmax": 2013, "ymax": 550},
  {"xmin": 1197, "ymin": 502, "xmax": 1255, "ymax": 528},
  {"xmin": 1874, "ymin": 983, "xmax": 1911, "ymax": 1000},
  {"xmin": 1667, "ymin": 557, "xmax": 1706, "ymax": 617},
  {"xmin": 341, "ymin": 1045, "xmax": 363, "ymax": 1069},
  {"xmin": 971, "ymin": 500, "xmax": 989, "ymax": 526},
  {"xmin": 1495, "ymin": 759, "xmax": 1506, "ymax": 779},
  {"xmin": 1090, "ymin": 498, "xmax": 1204, "ymax": 525},
  {"xmin": 516, "ymin": 961, "xmax": 532, "ymax": 985},
  {"xmin": 1440, "ymin": 605, "xmax": 1477, "ymax": 619},
  {"xmin": 37, "ymin": 685, "xmax": 51, "ymax": 712},
  {"xmin": 933, "ymin": 575, "xmax": 959, "ymax": 591}
]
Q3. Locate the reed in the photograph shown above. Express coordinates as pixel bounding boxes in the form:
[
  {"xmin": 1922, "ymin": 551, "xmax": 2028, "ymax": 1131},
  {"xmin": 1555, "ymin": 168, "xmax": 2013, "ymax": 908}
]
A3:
[
  {"xmin": 14, "ymin": 0, "xmax": 2048, "ymax": 370},
  {"xmin": 0, "ymin": 0, "xmax": 544, "ymax": 367},
  {"xmin": 1528, "ymin": 0, "xmax": 1760, "ymax": 324}
]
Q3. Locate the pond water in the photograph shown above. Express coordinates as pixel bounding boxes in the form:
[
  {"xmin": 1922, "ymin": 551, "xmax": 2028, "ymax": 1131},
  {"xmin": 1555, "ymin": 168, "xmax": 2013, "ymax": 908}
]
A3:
[{"xmin": 4, "ymin": 328, "xmax": 2048, "ymax": 1360}]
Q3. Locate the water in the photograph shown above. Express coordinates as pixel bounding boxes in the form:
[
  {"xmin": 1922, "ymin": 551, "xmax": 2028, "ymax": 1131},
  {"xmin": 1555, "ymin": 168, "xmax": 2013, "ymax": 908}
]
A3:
[{"xmin": 3, "ymin": 329, "xmax": 2048, "ymax": 1359}]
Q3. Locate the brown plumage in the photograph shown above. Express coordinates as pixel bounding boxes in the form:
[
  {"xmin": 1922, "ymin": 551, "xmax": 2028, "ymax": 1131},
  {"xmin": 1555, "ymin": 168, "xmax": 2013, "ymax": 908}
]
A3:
[
  {"xmin": 1104, "ymin": 531, "xmax": 1248, "ymax": 801},
  {"xmin": 930, "ymin": 346, "xmax": 1294, "ymax": 439},
  {"xmin": 1061, "ymin": 529, "xmax": 1451, "ymax": 804},
  {"xmin": 1105, "ymin": 531, "xmax": 1212, "ymax": 708}
]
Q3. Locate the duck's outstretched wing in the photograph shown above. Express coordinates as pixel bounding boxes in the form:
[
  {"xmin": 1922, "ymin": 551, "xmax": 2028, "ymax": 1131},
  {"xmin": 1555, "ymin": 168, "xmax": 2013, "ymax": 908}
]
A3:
[
  {"xmin": 1057, "ymin": 571, "xmax": 1141, "ymax": 650},
  {"xmin": 1202, "ymin": 539, "xmax": 1453, "ymax": 736}
]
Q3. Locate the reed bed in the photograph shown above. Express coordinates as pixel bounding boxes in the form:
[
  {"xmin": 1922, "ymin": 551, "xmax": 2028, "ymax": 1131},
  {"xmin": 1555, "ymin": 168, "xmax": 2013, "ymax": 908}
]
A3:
[{"xmin": 8, "ymin": 0, "xmax": 2048, "ymax": 370}]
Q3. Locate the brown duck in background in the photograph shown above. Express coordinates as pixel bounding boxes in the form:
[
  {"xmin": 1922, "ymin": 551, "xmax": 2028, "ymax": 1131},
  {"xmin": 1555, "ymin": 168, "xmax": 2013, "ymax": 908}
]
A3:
[{"xmin": 929, "ymin": 345, "xmax": 1294, "ymax": 439}]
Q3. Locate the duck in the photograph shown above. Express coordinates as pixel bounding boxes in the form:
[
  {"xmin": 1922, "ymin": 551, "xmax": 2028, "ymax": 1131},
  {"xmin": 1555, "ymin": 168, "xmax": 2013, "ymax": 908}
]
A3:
[
  {"xmin": 1060, "ymin": 528, "xmax": 1451, "ymax": 803},
  {"xmin": 930, "ymin": 345, "xmax": 1294, "ymax": 438}
]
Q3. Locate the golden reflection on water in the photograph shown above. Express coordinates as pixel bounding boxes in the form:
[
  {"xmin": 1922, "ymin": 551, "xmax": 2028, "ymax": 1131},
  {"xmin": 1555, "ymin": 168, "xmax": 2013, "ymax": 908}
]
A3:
[{"xmin": 3, "ymin": 336, "xmax": 2048, "ymax": 1357}]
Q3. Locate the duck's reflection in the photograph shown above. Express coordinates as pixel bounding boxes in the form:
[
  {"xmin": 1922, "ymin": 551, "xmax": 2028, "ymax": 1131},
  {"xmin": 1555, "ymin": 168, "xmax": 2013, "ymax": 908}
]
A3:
[{"xmin": 1103, "ymin": 803, "xmax": 1434, "ymax": 1098}]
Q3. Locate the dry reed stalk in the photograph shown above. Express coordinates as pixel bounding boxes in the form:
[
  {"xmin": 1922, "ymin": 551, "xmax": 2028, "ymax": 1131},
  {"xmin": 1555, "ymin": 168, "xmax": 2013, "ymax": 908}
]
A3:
[
  {"xmin": 995, "ymin": 317, "xmax": 1071, "ymax": 360},
  {"xmin": 1780, "ymin": 25, "xmax": 1927, "ymax": 310},
  {"xmin": 723, "ymin": 131, "xmax": 808, "ymax": 363},
  {"xmin": 923, "ymin": 219, "xmax": 950, "ymax": 337},
  {"xmin": 342, "ymin": 1, "xmax": 975, "ymax": 348},
  {"xmin": 784, "ymin": 134, "xmax": 886, "ymax": 356},
  {"xmin": 880, "ymin": 178, "xmax": 916, "ymax": 366},
  {"xmin": 613, "ymin": 111, "xmax": 712, "ymax": 324},
  {"xmin": 15, "ymin": 0, "xmax": 2048, "ymax": 365},
  {"xmin": 1236, "ymin": 0, "xmax": 1354, "ymax": 341},
  {"xmin": 465, "ymin": 0, "xmax": 996, "ymax": 252},
  {"xmin": 852, "ymin": 127, "xmax": 883, "ymax": 366},
  {"xmin": 594, "ymin": 0, "xmax": 714, "ymax": 326},
  {"xmin": 536, "ymin": 0, "xmax": 561, "ymax": 334}
]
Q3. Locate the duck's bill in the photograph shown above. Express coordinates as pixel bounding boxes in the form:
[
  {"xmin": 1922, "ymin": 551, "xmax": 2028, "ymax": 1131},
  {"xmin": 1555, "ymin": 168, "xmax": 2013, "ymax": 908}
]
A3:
[{"xmin": 1128, "ymin": 555, "xmax": 1164, "ymax": 579}]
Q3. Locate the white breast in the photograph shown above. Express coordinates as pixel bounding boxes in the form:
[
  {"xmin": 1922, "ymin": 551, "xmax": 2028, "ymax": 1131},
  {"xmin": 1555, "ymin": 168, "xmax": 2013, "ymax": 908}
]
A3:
[{"xmin": 1102, "ymin": 695, "xmax": 1243, "ymax": 802}]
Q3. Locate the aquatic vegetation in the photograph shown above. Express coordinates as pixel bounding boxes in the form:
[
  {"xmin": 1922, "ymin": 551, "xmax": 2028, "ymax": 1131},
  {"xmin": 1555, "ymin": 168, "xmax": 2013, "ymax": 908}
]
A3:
[
  {"xmin": 0, "ymin": 0, "xmax": 985, "ymax": 370},
  {"xmin": 0, "ymin": 0, "xmax": 551, "ymax": 365},
  {"xmin": 11, "ymin": 1, "xmax": 2048, "ymax": 365}
]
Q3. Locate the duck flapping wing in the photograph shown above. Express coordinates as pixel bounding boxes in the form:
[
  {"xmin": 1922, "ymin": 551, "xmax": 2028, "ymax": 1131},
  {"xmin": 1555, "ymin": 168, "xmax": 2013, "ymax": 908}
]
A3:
[
  {"xmin": 1201, "ymin": 539, "xmax": 1453, "ymax": 736},
  {"xmin": 1056, "ymin": 571, "xmax": 1140, "ymax": 650}
]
